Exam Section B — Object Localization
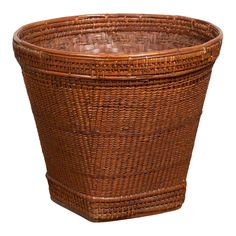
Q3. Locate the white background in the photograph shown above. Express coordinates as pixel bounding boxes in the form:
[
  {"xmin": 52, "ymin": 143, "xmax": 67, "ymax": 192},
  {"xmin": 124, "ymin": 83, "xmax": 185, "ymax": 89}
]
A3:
[{"xmin": 0, "ymin": 0, "xmax": 235, "ymax": 235}]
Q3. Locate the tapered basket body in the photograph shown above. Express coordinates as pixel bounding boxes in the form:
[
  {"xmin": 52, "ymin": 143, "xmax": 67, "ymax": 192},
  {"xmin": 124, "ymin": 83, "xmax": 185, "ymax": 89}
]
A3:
[{"xmin": 13, "ymin": 14, "xmax": 222, "ymax": 221}]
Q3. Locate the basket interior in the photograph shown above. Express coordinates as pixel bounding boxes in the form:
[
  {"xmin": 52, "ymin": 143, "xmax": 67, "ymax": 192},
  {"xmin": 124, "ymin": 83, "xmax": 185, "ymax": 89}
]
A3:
[{"xmin": 18, "ymin": 15, "xmax": 220, "ymax": 55}]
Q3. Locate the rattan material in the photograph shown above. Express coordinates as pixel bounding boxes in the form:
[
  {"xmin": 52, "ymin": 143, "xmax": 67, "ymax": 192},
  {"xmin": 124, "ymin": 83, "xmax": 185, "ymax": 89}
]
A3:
[{"xmin": 13, "ymin": 14, "xmax": 222, "ymax": 222}]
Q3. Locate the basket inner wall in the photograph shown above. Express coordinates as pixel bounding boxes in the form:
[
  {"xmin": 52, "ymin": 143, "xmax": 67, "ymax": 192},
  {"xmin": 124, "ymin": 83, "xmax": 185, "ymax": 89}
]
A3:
[{"xmin": 18, "ymin": 15, "xmax": 220, "ymax": 54}]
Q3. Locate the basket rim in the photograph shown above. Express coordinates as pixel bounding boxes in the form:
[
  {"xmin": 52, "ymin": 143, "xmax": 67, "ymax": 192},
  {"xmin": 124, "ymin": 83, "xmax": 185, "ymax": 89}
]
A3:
[{"xmin": 13, "ymin": 13, "xmax": 223, "ymax": 60}]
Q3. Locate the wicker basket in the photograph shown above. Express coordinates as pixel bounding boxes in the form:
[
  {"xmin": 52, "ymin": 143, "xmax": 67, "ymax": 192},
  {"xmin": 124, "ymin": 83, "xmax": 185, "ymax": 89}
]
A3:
[{"xmin": 13, "ymin": 14, "xmax": 222, "ymax": 221}]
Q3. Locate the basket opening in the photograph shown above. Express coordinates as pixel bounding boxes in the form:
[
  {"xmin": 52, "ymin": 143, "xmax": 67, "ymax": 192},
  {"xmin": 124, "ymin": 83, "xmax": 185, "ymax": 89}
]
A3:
[{"xmin": 17, "ymin": 15, "xmax": 221, "ymax": 55}]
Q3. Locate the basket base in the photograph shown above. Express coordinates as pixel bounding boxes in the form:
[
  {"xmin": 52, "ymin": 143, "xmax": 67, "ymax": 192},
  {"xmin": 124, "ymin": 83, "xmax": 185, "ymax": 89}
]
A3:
[
  {"xmin": 47, "ymin": 175, "xmax": 186, "ymax": 222},
  {"xmin": 51, "ymin": 197, "xmax": 183, "ymax": 222}
]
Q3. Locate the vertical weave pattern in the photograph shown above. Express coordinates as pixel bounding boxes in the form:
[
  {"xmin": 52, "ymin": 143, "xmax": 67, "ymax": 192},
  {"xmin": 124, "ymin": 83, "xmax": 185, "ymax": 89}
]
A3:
[{"xmin": 13, "ymin": 14, "xmax": 222, "ymax": 221}]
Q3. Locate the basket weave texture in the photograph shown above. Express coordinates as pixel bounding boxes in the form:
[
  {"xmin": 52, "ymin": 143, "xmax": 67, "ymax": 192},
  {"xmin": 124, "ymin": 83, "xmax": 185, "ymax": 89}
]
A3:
[{"xmin": 13, "ymin": 14, "xmax": 222, "ymax": 221}]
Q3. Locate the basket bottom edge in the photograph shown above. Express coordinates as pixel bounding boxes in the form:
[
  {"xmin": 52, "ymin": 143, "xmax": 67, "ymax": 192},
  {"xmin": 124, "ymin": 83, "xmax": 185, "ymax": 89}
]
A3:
[
  {"xmin": 51, "ymin": 196, "xmax": 183, "ymax": 222},
  {"xmin": 47, "ymin": 175, "xmax": 186, "ymax": 222}
]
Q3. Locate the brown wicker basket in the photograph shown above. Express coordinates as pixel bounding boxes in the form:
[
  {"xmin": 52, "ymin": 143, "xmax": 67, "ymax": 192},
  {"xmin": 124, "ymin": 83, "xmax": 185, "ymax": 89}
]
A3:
[{"xmin": 13, "ymin": 14, "xmax": 222, "ymax": 222}]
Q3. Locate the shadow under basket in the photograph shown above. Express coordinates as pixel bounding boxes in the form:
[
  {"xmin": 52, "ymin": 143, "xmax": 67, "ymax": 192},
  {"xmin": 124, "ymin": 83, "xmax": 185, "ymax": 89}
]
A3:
[{"xmin": 13, "ymin": 14, "xmax": 222, "ymax": 222}]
